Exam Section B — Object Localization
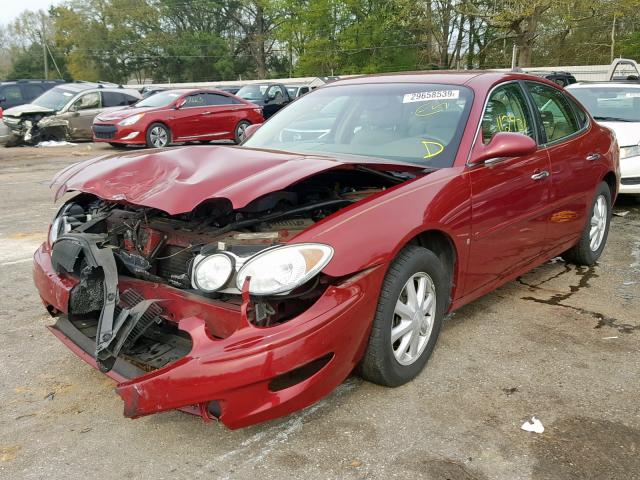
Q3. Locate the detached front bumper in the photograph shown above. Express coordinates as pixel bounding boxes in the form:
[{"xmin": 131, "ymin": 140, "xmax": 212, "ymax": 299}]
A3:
[{"xmin": 33, "ymin": 242, "xmax": 384, "ymax": 429}]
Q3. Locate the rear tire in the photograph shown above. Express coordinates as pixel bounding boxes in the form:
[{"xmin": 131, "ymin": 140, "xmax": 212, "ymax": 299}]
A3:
[
  {"xmin": 359, "ymin": 246, "xmax": 447, "ymax": 387},
  {"xmin": 145, "ymin": 123, "xmax": 171, "ymax": 148},
  {"xmin": 234, "ymin": 120, "xmax": 251, "ymax": 144},
  {"xmin": 561, "ymin": 181, "xmax": 612, "ymax": 266}
]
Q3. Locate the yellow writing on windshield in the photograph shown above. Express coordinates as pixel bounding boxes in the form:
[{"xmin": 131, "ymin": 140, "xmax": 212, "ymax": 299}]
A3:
[
  {"xmin": 416, "ymin": 102, "xmax": 449, "ymax": 117},
  {"xmin": 422, "ymin": 140, "xmax": 444, "ymax": 159}
]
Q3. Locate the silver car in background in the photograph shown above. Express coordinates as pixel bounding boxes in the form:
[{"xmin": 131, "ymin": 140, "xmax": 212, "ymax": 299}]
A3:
[{"xmin": 1, "ymin": 83, "xmax": 140, "ymax": 146}]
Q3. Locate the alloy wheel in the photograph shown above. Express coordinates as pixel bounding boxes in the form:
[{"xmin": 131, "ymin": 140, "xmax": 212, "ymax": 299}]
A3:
[
  {"xmin": 149, "ymin": 126, "xmax": 168, "ymax": 148},
  {"xmin": 589, "ymin": 194, "xmax": 607, "ymax": 251},
  {"xmin": 236, "ymin": 122, "xmax": 248, "ymax": 142},
  {"xmin": 391, "ymin": 272, "xmax": 436, "ymax": 366}
]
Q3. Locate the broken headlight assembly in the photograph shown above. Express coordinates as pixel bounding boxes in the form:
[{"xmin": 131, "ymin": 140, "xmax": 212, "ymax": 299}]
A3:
[{"xmin": 48, "ymin": 201, "xmax": 92, "ymax": 246}]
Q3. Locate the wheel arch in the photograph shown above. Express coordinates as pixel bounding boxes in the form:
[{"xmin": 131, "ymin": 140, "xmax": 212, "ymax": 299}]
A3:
[
  {"xmin": 602, "ymin": 171, "xmax": 617, "ymax": 198},
  {"xmin": 146, "ymin": 120, "xmax": 171, "ymax": 135},
  {"xmin": 406, "ymin": 229, "xmax": 458, "ymax": 311}
]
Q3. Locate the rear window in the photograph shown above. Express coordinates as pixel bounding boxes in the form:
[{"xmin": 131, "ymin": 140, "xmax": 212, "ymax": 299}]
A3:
[{"xmin": 568, "ymin": 86, "xmax": 640, "ymax": 123}]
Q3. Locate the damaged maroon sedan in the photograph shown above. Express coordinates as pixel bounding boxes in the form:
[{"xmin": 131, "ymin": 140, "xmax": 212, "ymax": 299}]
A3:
[{"xmin": 33, "ymin": 72, "xmax": 619, "ymax": 429}]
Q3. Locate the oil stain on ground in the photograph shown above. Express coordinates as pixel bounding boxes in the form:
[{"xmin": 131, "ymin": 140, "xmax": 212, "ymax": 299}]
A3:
[
  {"xmin": 398, "ymin": 455, "xmax": 487, "ymax": 480},
  {"xmin": 519, "ymin": 265, "xmax": 639, "ymax": 334},
  {"xmin": 529, "ymin": 416, "xmax": 640, "ymax": 480}
]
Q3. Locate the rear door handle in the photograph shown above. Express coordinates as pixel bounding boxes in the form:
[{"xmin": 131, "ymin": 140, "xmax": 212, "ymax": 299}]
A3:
[
  {"xmin": 201, "ymin": 111, "xmax": 212, "ymax": 115},
  {"xmin": 531, "ymin": 170, "xmax": 550, "ymax": 181},
  {"xmin": 586, "ymin": 153, "xmax": 601, "ymax": 161}
]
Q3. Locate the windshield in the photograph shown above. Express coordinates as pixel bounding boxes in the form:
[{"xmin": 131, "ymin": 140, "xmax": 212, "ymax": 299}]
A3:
[
  {"xmin": 135, "ymin": 91, "xmax": 182, "ymax": 108},
  {"xmin": 243, "ymin": 83, "xmax": 473, "ymax": 167},
  {"xmin": 32, "ymin": 87, "xmax": 75, "ymax": 111},
  {"xmin": 237, "ymin": 85, "xmax": 268, "ymax": 101},
  {"xmin": 568, "ymin": 86, "xmax": 640, "ymax": 122}
]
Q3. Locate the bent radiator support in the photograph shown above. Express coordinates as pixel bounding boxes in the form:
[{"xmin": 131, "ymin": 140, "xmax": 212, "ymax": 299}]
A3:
[{"xmin": 51, "ymin": 233, "xmax": 161, "ymax": 372}]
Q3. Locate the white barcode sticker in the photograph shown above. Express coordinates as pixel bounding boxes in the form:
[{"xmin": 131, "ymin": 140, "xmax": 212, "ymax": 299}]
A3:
[{"xmin": 403, "ymin": 90, "xmax": 459, "ymax": 103}]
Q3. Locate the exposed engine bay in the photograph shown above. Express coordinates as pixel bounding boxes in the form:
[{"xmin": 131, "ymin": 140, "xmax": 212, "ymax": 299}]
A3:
[{"xmin": 49, "ymin": 166, "xmax": 415, "ymax": 372}]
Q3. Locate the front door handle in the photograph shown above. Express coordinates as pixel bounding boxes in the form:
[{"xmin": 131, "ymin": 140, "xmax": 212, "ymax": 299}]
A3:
[
  {"xmin": 531, "ymin": 170, "xmax": 550, "ymax": 181},
  {"xmin": 586, "ymin": 153, "xmax": 601, "ymax": 161}
]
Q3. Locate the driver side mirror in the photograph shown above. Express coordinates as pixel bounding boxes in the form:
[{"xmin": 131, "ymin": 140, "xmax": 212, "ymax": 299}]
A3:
[
  {"xmin": 243, "ymin": 123, "xmax": 262, "ymax": 141},
  {"xmin": 175, "ymin": 98, "xmax": 186, "ymax": 109},
  {"xmin": 470, "ymin": 132, "xmax": 537, "ymax": 165}
]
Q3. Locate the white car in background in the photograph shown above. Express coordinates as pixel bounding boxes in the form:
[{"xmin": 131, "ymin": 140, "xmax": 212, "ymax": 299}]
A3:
[{"xmin": 567, "ymin": 82, "xmax": 640, "ymax": 199}]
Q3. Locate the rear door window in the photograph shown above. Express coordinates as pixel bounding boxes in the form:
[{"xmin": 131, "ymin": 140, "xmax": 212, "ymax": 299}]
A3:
[
  {"xmin": 481, "ymin": 83, "xmax": 535, "ymax": 144},
  {"xmin": 525, "ymin": 82, "xmax": 581, "ymax": 143}
]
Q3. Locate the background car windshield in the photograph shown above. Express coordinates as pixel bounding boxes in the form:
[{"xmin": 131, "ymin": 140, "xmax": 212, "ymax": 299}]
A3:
[
  {"xmin": 237, "ymin": 85, "xmax": 268, "ymax": 100},
  {"xmin": 244, "ymin": 83, "xmax": 473, "ymax": 167},
  {"xmin": 32, "ymin": 87, "xmax": 75, "ymax": 111},
  {"xmin": 136, "ymin": 91, "xmax": 181, "ymax": 108},
  {"xmin": 569, "ymin": 87, "xmax": 640, "ymax": 122}
]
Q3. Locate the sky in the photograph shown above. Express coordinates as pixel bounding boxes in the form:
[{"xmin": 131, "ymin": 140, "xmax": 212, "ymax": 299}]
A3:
[{"xmin": 1, "ymin": 0, "xmax": 62, "ymax": 26}]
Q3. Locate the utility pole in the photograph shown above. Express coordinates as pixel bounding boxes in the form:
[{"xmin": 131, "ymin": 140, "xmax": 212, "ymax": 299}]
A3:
[
  {"xmin": 41, "ymin": 13, "xmax": 48, "ymax": 80},
  {"xmin": 511, "ymin": 44, "xmax": 518, "ymax": 71},
  {"xmin": 610, "ymin": 14, "xmax": 616, "ymax": 63}
]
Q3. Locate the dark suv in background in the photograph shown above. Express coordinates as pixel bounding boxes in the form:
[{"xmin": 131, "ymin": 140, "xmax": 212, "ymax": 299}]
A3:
[{"xmin": 0, "ymin": 79, "xmax": 65, "ymax": 112}]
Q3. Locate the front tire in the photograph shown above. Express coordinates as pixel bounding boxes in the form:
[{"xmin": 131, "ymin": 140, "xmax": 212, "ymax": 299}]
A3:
[
  {"xmin": 234, "ymin": 120, "xmax": 251, "ymax": 144},
  {"xmin": 359, "ymin": 246, "xmax": 447, "ymax": 387},
  {"xmin": 146, "ymin": 123, "xmax": 171, "ymax": 148},
  {"xmin": 561, "ymin": 181, "xmax": 612, "ymax": 266}
]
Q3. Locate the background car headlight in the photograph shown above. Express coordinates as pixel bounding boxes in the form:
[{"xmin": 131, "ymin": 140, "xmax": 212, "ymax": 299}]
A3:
[
  {"xmin": 118, "ymin": 113, "xmax": 144, "ymax": 126},
  {"xmin": 620, "ymin": 145, "xmax": 640, "ymax": 159},
  {"xmin": 236, "ymin": 243, "xmax": 333, "ymax": 295},
  {"xmin": 192, "ymin": 254, "xmax": 233, "ymax": 292}
]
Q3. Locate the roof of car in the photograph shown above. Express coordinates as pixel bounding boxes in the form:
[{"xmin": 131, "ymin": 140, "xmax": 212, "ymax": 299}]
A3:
[
  {"xmin": 51, "ymin": 83, "xmax": 139, "ymax": 94},
  {"xmin": 0, "ymin": 79, "xmax": 65, "ymax": 85},
  {"xmin": 328, "ymin": 71, "xmax": 546, "ymax": 87}
]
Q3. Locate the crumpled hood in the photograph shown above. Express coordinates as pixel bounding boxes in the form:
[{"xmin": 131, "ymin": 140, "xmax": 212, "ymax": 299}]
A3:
[
  {"xmin": 95, "ymin": 106, "xmax": 155, "ymax": 122},
  {"xmin": 3, "ymin": 103, "xmax": 54, "ymax": 118},
  {"xmin": 51, "ymin": 145, "xmax": 419, "ymax": 215},
  {"xmin": 598, "ymin": 121, "xmax": 640, "ymax": 148}
]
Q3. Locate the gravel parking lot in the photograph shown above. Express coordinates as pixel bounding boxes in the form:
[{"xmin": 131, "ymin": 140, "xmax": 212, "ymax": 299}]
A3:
[{"xmin": 1, "ymin": 143, "xmax": 638, "ymax": 480}]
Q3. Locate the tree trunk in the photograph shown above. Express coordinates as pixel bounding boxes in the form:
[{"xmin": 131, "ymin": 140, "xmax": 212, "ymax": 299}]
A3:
[
  {"xmin": 517, "ymin": 5, "xmax": 547, "ymax": 67},
  {"xmin": 254, "ymin": 2, "xmax": 267, "ymax": 79}
]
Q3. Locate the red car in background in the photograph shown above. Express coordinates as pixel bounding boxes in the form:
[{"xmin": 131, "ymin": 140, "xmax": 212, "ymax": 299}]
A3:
[{"xmin": 92, "ymin": 89, "xmax": 263, "ymax": 148}]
